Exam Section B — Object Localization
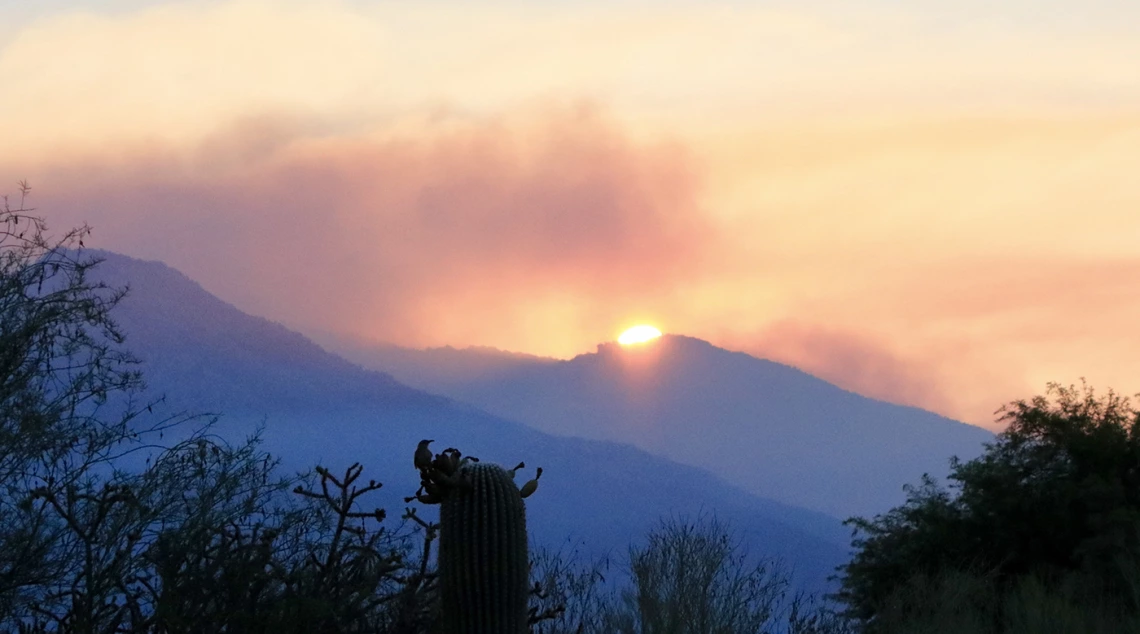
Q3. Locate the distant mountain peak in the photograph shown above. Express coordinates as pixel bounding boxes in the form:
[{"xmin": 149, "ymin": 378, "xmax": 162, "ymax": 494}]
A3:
[
  {"xmin": 593, "ymin": 333, "xmax": 713, "ymax": 356},
  {"xmin": 338, "ymin": 328, "xmax": 995, "ymax": 518}
]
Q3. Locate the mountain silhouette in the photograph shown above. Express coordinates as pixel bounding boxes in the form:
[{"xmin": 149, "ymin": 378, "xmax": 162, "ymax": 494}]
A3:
[
  {"xmin": 86, "ymin": 250, "xmax": 850, "ymax": 591},
  {"xmin": 321, "ymin": 334, "xmax": 995, "ymax": 518}
]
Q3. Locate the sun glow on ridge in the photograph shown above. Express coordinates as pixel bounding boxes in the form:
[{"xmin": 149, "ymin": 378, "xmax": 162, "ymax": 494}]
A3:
[{"xmin": 618, "ymin": 325, "xmax": 662, "ymax": 345}]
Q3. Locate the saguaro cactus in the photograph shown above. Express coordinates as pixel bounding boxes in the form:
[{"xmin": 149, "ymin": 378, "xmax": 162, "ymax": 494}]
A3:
[
  {"xmin": 410, "ymin": 443, "xmax": 542, "ymax": 634},
  {"xmin": 438, "ymin": 462, "xmax": 529, "ymax": 633}
]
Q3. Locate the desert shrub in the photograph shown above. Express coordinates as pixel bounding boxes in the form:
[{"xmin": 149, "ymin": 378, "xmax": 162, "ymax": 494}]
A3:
[
  {"xmin": 602, "ymin": 515, "xmax": 851, "ymax": 634},
  {"xmin": 840, "ymin": 382, "xmax": 1140, "ymax": 633}
]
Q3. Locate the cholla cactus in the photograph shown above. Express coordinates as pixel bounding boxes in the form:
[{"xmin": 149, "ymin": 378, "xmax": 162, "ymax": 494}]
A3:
[{"xmin": 411, "ymin": 442, "xmax": 541, "ymax": 634}]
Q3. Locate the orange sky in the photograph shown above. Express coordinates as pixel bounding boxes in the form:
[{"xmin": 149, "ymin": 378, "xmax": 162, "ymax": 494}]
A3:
[{"xmin": 2, "ymin": 1, "xmax": 1139, "ymax": 428}]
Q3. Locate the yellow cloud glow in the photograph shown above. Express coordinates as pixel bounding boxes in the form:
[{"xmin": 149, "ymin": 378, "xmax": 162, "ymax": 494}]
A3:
[{"xmin": 3, "ymin": 1, "xmax": 1138, "ymax": 157}]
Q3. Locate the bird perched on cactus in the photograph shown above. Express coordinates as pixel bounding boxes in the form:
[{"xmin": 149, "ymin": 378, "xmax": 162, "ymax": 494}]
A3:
[{"xmin": 414, "ymin": 439, "xmax": 434, "ymax": 471}]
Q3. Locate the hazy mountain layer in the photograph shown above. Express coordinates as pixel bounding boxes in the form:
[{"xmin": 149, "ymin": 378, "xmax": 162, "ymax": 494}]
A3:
[
  {"xmin": 321, "ymin": 335, "xmax": 995, "ymax": 518},
  {"xmin": 89, "ymin": 251, "xmax": 850, "ymax": 591}
]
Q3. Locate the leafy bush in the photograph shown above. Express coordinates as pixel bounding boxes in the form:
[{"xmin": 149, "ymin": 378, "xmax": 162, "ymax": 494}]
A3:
[
  {"xmin": 601, "ymin": 515, "xmax": 850, "ymax": 634},
  {"xmin": 839, "ymin": 382, "xmax": 1140, "ymax": 633}
]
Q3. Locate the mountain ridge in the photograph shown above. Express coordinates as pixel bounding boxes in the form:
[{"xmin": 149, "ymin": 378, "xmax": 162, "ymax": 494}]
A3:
[
  {"xmin": 83, "ymin": 249, "xmax": 852, "ymax": 591},
  {"xmin": 318, "ymin": 331, "xmax": 995, "ymax": 518}
]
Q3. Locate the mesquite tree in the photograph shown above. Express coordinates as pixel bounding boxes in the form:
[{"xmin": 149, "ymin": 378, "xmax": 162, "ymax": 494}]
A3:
[{"xmin": 0, "ymin": 181, "xmax": 186, "ymax": 621}]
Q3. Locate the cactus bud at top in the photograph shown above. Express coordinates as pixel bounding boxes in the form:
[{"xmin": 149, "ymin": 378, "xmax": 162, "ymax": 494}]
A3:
[{"xmin": 519, "ymin": 467, "xmax": 542, "ymax": 499}]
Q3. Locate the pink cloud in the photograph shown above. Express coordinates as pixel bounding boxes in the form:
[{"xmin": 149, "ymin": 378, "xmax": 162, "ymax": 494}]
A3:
[
  {"xmin": 731, "ymin": 322, "xmax": 954, "ymax": 411},
  {"xmin": 9, "ymin": 109, "xmax": 717, "ymax": 353},
  {"xmin": 6, "ymin": 109, "xmax": 1138, "ymax": 430},
  {"xmin": 719, "ymin": 322, "xmax": 1030, "ymax": 428}
]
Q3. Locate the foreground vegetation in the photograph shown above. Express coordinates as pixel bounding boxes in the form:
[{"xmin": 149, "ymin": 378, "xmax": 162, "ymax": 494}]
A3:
[
  {"xmin": 4, "ymin": 185, "xmax": 1140, "ymax": 632},
  {"xmin": 839, "ymin": 380, "xmax": 1140, "ymax": 634}
]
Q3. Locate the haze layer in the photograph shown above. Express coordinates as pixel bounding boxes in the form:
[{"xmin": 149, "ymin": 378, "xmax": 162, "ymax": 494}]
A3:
[{"xmin": 3, "ymin": 0, "xmax": 1138, "ymax": 425}]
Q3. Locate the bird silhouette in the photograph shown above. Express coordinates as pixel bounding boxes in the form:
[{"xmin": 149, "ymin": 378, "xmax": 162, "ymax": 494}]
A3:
[{"xmin": 414, "ymin": 439, "xmax": 435, "ymax": 471}]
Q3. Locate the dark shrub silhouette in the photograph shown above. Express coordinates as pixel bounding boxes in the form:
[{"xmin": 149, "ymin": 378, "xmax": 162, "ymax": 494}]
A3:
[{"xmin": 840, "ymin": 382, "xmax": 1140, "ymax": 632}]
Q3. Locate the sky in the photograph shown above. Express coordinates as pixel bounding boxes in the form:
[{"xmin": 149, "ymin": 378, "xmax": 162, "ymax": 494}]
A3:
[{"xmin": 2, "ymin": 0, "xmax": 1138, "ymax": 428}]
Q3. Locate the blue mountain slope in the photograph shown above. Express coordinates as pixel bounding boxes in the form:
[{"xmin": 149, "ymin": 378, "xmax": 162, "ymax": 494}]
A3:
[
  {"xmin": 88, "ymin": 250, "xmax": 851, "ymax": 591},
  {"xmin": 322, "ymin": 334, "xmax": 996, "ymax": 519}
]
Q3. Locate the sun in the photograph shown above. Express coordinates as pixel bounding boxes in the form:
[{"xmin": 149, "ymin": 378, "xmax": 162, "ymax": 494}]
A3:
[{"xmin": 618, "ymin": 325, "xmax": 662, "ymax": 345}]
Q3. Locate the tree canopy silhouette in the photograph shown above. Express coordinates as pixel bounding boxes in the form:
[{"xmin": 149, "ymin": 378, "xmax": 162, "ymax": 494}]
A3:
[{"xmin": 839, "ymin": 382, "xmax": 1140, "ymax": 631}]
